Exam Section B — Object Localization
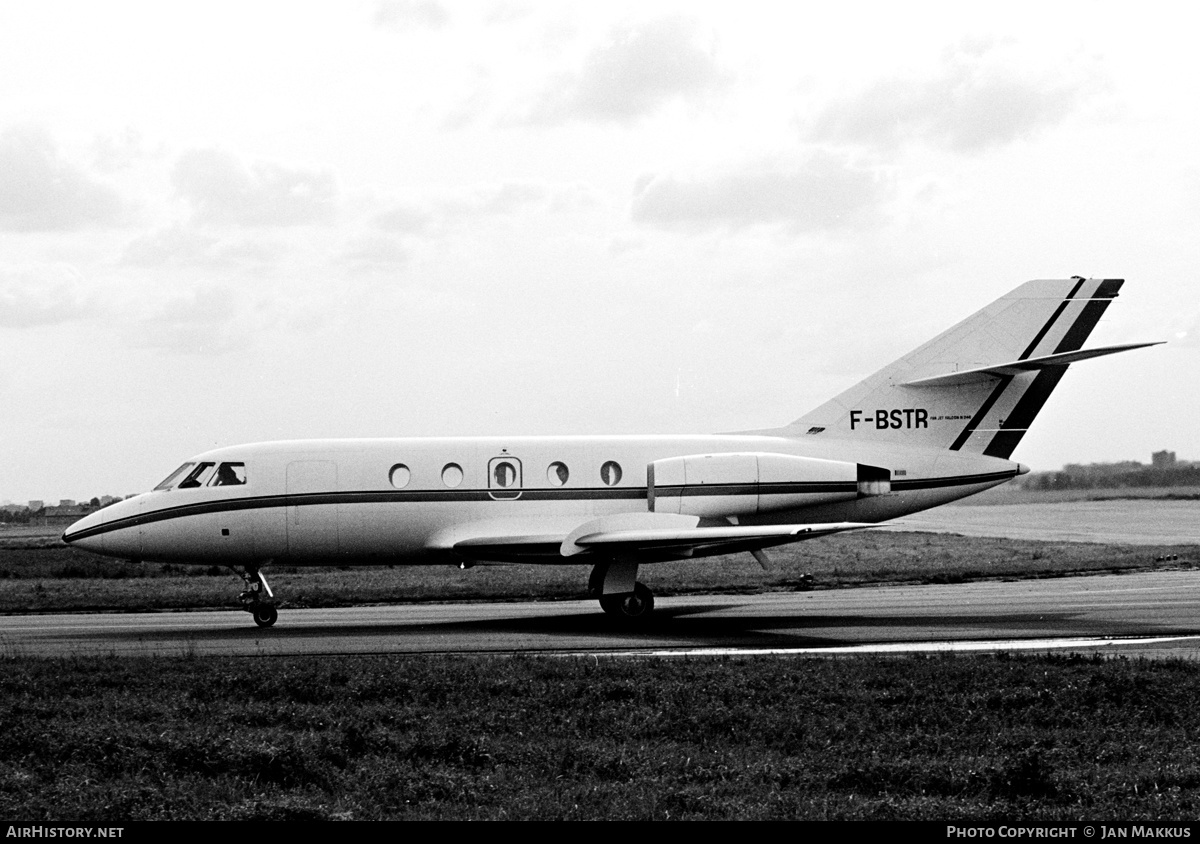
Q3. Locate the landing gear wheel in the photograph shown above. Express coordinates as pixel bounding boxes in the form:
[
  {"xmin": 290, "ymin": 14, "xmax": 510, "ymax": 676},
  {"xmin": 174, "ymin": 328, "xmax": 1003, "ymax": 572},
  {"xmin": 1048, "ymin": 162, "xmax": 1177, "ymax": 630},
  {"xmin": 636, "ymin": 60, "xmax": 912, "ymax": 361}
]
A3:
[
  {"xmin": 252, "ymin": 604, "xmax": 278, "ymax": 628},
  {"xmin": 235, "ymin": 563, "xmax": 278, "ymax": 628},
  {"xmin": 599, "ymin": 582, "xmax": 654, "ymax": 621}
]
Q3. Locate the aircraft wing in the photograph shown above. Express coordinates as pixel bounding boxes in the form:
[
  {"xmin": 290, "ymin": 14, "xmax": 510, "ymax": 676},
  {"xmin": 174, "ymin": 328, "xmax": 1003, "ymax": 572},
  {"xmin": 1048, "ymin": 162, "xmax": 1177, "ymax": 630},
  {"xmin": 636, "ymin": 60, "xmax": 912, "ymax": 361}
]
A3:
[
  {"xmin": 450, "ymin": 512, "xmax": 874, "ymax": 564},
  {"xmin": 565, "ymin": 522, "xmax": 872, "ymax": 557}
]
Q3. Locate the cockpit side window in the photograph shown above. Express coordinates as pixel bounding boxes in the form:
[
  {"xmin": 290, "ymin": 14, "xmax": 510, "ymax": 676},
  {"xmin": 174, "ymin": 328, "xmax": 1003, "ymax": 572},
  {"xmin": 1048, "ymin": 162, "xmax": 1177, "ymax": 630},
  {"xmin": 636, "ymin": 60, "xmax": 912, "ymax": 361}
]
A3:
[
  {"xmin": 210, "ymin": 462, "xmax": 247, "ymax": 486},
  {"xmin": 153, "ymin": 463, "xmax": 195, "ymax": 491},
  {"xmin": 178, "ymin": 462, "xmax": 216, "ymax": 488}
]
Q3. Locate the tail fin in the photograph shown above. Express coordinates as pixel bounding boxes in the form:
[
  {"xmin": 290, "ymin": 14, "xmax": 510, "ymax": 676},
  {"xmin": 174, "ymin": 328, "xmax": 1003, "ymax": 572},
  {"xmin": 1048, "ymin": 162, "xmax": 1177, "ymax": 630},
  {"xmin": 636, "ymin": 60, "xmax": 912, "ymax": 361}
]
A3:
[{"xmin": 781, "ymin": 277, "xmax": 1155, "ymax": 458}]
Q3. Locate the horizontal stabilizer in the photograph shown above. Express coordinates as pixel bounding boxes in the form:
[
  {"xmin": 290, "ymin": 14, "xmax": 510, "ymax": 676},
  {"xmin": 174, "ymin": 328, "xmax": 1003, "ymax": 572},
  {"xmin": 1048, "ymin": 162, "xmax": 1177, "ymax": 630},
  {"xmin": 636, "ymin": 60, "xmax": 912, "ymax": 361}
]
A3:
[{"xmin": 902, "ymin": 342, "xmax": 1164, "ymax": 387}]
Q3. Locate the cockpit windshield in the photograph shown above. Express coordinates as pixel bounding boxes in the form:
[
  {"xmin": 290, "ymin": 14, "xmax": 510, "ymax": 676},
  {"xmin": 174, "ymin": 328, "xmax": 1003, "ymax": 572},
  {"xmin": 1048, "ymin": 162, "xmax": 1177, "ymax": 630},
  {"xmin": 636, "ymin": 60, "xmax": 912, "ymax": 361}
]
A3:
[
  {"xmin": 154, "ymin": 461, "xmax": 247, "ymax": 490},
  {"xmin": 178, "ymin": 462, "xmax": 216, "ymax": 488},
  {"xmin": 154, "ymin": 463, "xmax": 195, "ymax": 490}
]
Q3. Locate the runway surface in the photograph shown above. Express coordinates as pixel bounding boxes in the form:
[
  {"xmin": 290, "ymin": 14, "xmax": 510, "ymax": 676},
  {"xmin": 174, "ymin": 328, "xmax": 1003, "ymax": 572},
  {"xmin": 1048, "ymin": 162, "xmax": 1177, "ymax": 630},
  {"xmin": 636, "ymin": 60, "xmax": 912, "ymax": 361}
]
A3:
[
  {"xmin": 3, "ymin": 569, "xmax": 1200, "ymax": 659},
  {"xmin": 891, "ymin": 499, "xmax": 1200, "ymax": 545}
]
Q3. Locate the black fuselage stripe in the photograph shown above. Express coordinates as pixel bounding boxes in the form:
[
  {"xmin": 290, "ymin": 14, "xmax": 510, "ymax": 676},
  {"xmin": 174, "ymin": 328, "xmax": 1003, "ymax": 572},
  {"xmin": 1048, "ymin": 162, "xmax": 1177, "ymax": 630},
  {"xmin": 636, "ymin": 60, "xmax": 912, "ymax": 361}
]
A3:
[{"xmin": 63, "ymin": 471, "xmax": 1018, "ymax": 542}]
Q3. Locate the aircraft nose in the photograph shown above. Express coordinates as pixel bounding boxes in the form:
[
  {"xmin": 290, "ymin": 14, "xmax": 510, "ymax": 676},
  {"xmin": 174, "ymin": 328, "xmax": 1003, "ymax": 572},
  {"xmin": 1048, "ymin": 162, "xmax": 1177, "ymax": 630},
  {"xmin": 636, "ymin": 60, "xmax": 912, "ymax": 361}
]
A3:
[{"xmin": 62, "ymin": 509, "xmax": 107, "ymax": 553}]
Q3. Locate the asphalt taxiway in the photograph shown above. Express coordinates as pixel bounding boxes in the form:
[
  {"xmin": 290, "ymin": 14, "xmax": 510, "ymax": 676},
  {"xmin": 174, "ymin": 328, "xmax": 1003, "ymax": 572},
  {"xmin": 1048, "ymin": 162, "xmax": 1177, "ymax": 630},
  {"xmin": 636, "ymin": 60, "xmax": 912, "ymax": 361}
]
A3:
[{"xmin": 3, "ymin": 569, "xmax": 1200, "ymax": 659}]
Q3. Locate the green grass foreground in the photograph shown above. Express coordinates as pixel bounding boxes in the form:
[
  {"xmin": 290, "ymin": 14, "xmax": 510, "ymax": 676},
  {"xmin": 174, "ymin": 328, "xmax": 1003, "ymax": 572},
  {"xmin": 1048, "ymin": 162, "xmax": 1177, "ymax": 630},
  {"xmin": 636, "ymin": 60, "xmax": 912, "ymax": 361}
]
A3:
[
  {"xmin": 3, "ymin": 652, "xmax": 1200, "ymax": 820},
  {"xmin": 1, "ymin": 531, "xmax": 1194, "ymax": 615}
]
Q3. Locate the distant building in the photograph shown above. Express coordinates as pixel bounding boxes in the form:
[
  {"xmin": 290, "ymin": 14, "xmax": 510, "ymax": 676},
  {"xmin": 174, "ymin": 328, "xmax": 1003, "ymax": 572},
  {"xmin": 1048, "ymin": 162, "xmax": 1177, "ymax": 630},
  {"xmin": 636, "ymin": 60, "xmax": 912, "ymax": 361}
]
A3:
[
  {"xmin": 35, "ymin": 503, "xmax": 89, "ymax": 527},
  {"xmin": 1062, "ymin": 461, "xmax": 1143, "ymax": 478},
  {"xmin": 1152, "ymin": 450, "xmax": 1177, "ymax": 469},
  {"xmin": 28, "ymin": 500, "xmax": 44, "ymax": 511}
]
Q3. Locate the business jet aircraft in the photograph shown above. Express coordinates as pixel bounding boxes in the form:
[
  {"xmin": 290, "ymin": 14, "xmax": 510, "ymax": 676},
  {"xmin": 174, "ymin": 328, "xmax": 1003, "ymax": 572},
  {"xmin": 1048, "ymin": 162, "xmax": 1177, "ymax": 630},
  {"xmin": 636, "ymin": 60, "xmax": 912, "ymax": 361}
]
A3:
[{"xmin": 63, "ymin": 277, "xmax": 1157, "ymax": 627}]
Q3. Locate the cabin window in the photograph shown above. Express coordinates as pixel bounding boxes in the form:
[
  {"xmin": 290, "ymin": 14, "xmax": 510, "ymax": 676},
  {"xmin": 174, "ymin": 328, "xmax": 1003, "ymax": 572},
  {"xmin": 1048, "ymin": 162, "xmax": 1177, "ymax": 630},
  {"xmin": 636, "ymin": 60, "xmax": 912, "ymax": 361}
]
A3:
[
  {"xmin": 442, "ymin": 463, "xmax": 463, "ymax": 488},
  {"xmin": 547, "ymin": 461, "xmax": 569, "ymax": 486},
  {"xmin": 210, "ymin": 462, "xmax": 246, "ymax": 486},
  {"xmin": 600, "ymin": 461, "xmax": 622, "ymax": 486},
  {"xmin": 153, "ymin": 463, "xmax": 195, "ymax": 491},
  {"xmin": 389, "ymin": 464, "xmax": 411, "ymax": 489},
  {"xmin": 177, "ymin": 462, "xmax": 216, "ymax": 488}
]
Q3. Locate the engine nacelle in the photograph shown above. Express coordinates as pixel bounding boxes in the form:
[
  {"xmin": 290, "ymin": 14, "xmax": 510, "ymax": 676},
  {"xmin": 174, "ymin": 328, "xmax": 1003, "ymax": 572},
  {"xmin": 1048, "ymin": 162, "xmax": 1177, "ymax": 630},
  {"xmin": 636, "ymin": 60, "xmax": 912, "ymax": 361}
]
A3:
[{"xmin": 648, "ymin": 452, "xmax": 889, "ymax": 518}]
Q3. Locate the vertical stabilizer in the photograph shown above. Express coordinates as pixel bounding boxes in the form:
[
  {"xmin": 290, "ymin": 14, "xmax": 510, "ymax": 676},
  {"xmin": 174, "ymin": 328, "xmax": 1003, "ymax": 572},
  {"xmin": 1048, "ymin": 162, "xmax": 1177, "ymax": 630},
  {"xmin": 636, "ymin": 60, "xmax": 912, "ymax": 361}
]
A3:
[{"xmin": 781, "ymin": 278, "xmax": 1125, "ymax": 458}]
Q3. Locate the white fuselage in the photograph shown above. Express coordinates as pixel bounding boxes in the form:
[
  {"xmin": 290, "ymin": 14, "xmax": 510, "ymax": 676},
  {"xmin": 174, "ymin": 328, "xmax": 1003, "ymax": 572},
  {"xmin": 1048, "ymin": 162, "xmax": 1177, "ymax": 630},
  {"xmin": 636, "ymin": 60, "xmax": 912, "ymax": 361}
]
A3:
[{"xmin": 63, "ymin": 434, "xmax": 1022, "ymax": 567}]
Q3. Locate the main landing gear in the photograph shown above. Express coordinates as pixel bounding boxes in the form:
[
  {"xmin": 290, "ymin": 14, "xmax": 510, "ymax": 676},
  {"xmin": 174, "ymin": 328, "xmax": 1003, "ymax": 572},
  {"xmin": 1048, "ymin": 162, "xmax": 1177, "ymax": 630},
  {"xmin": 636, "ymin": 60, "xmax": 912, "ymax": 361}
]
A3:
[
  {"xmin": 589, "ymin": 560, "xmax": 655, "ymax": 622},
  {"xmin": 237, "ymin": 563, "xmax": 278, "ymax": 628}
]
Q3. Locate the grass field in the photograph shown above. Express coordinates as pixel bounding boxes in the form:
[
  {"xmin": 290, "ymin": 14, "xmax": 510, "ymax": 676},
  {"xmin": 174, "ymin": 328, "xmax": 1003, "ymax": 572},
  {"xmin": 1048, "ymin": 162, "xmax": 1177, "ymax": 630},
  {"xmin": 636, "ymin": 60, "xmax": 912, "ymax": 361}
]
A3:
[
  {"xmin": 5, "ymin": 524, "xmax": 1200, "ymax": 820},
  {"xmin": 948, "ymin": 484, "xmax": 1200, "ymax": 506},
  {"xmin": 4, "ymin": 652, "xmax": 1200, "ymax": 820}
]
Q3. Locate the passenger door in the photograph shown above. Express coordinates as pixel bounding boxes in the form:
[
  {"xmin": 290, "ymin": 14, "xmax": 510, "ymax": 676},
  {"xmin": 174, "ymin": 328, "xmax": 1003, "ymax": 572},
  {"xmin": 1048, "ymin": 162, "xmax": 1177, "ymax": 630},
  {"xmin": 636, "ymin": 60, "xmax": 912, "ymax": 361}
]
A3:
[{"xmin": 286, "ymin": 460, "xmax": 339, "ymax": 559}]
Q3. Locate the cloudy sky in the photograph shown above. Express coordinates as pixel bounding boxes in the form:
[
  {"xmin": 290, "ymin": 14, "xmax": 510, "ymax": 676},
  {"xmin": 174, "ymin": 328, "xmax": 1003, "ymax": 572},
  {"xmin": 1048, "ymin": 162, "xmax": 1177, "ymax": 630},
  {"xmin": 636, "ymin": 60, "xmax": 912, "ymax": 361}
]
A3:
[{"xmin": 2, "ymin": 0, "xmax": 1197, "ymax": 503}]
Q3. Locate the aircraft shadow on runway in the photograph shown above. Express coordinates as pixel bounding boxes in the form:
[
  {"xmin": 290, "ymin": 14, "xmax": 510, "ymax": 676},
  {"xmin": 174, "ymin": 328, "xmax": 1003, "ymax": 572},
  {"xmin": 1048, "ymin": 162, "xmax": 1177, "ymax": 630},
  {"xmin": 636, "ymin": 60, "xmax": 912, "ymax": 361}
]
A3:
[
  {"xmin": 96, "ymin": 598, "xmax": 1198, "ymax": 651},
  {"xmin": 412, "ymin": 603, "xmax": 1192, "ymax": 648}
]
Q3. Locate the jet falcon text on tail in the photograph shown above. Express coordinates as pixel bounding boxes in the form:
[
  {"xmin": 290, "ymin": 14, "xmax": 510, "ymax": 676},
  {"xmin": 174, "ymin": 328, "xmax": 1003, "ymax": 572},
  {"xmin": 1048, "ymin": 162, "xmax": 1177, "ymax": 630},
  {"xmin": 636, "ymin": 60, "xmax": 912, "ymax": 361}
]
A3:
[{"xmin": 64, "ymin": 277, "xmax": 1160, "ymax": 627}]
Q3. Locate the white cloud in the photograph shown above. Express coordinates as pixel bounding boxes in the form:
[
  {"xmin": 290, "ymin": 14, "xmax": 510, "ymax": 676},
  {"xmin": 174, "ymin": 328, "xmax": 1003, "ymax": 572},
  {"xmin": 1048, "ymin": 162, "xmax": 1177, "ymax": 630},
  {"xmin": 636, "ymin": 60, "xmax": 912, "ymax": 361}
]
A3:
[
  {"xmin": 172, "ymin": 149, "xmax": 338, "ymax": 227},
  {"xmin": 91, "ymin": 127, "xmax": 153, "ymax": 174},
  {"xmin": 120, "ymin": 226, "xmax": 220, "ymax": 268},
  {"xmin": 631, "ymin": 153, "xmax": 887, "ymax": 233},
  {"xmin": 441, "ymin": 181, "xmax": 551, "ymax": 216},
  {"xmin": 0, "ymin": 263, "xmax": 91, "ymax": 327},
  {"xmin": 337, "ymin": 234, "xmax": 410, "ymax": 274},
  {"xmin": 374, "ymin": 204, "xmax": 435, "ymax": 234},
  {"xmin": 808, "ymin": 39, "xmax": 1105, "ymax": 153},
  {"xmin": 120, "ymin": 226, "xmax": 282, "ymax": 269},
  {"xmin": 126, "ymin": 285, "xmax": 252, "ymax": 355},
  {"xmin": 375, "ymin": 181, "xmax": 595, "ymax": 235},
  {"xmin": 0, "ymin": 127, "xmax": 127, "ymax": 232},
  {"xmin": 374, "ymin": 0, "xmax": 450, "ymax": 29},
  {"xmin": 523, "ymin": 15, "xmax": 728, "ymax": 125}
]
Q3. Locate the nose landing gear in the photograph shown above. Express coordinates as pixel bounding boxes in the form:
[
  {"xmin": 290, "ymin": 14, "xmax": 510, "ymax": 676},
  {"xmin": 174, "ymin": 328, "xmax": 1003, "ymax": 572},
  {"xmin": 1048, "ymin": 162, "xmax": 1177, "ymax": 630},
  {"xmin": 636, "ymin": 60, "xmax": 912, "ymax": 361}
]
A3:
[
  {"xmin": 237, "ymin": 563, "xmax": 278, "ymax": 628},
  {"xmin": 250, "ymin": 603, "xmax": 278, "ymax": 628}
]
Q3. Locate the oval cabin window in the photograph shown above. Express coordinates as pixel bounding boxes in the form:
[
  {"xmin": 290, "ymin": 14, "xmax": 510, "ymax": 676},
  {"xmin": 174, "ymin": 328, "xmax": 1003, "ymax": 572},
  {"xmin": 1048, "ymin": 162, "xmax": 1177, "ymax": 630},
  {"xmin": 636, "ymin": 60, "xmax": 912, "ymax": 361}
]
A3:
[
  {"xmin": 442, "ymin": 463, "xmax": 463, "ymax": 488},
  {"xmin": 389, "ymin": 464, "xmax": 411, "ymax": 489},
  {"xmin": 547, "ymin": 462, "xmax": 569, "ymax": 486},
  {"xmin": 600, "ymin": 461, "xmax": 622, "ymax": 486}
]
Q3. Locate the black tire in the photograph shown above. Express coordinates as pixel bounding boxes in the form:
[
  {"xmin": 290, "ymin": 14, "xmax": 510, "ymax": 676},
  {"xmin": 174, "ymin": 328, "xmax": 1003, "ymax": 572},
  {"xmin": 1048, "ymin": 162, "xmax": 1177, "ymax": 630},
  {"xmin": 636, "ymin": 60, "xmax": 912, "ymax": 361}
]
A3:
[
  {"xmin": 598, "ymin": 582, "xmax": 654, "ymax": 621},
  {"xmin": 252, "ymin": 604, "xmax": 278, "ymax": 628}
]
